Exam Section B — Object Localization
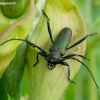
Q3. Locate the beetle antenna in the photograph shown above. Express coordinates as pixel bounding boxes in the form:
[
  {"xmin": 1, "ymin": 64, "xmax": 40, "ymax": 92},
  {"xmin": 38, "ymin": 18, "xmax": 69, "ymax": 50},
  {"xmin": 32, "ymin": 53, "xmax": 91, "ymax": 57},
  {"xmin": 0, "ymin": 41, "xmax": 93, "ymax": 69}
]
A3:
[
  {"xmin": 63, "ymin": 54, "xmax": 90, "ymax": 61},
  {"xmin": 0, "ymin": 38, "xmax": 34, "ymax": 46},
  {"xmin": 67, "ymin": 57, "xmax": 99, "ymax": 89},
  {"xmin": 0, "ymin": 38, "xmax": 47, "ymax": 53}
]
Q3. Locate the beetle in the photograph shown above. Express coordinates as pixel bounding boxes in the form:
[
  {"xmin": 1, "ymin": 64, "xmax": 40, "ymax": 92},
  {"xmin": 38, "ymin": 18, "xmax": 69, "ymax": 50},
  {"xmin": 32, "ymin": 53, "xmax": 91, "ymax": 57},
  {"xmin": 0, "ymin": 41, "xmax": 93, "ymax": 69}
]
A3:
[{"xmin": 0, "ymin": 10, "xmax": 99, "ymax": 89}]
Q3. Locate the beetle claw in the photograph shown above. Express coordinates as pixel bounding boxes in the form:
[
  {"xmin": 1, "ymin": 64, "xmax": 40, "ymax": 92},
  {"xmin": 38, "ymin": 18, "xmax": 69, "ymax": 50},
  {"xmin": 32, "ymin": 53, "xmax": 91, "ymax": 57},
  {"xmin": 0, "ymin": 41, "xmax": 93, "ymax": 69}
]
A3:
[
  {"xmin": 33, "ymin": 62, "xmax": 39, "ymax": 67},
  {"xmin": 68, "ymin": 78, "xmax": 76, "ymax": 84}
]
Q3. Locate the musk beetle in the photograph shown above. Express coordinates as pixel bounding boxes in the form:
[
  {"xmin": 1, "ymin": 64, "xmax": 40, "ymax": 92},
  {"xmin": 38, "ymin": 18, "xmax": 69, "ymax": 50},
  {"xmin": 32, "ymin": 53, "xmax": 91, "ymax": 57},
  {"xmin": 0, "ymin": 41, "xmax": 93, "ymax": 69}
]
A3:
[{"xmin": 0, "ymin": 10, "xmax": 99, "ymax": 89}]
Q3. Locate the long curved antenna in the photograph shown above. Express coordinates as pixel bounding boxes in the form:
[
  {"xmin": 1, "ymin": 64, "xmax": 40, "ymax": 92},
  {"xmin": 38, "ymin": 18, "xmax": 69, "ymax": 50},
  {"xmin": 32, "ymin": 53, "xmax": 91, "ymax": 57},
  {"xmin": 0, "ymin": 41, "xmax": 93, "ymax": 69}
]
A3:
[
  {"xmin": 67, "ymin": 57, "xmax": 99, "ymax": 89},
  {"xmin": 0, "ymin": 38, "xmax": 29, "ymax": 46},
  {"xmin": 0, "ymin": 38, "xmax": 47, "ymax": 53},
  {"xmin": 62, "ymin": 54, "xmax": 90, "ymax": 61}
]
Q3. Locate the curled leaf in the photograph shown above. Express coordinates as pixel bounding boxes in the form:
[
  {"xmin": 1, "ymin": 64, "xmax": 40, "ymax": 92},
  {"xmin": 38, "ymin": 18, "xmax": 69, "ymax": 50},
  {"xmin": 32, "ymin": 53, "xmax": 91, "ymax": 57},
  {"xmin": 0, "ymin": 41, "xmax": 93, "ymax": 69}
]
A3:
[
  {"xmin": 0, "ymin": 0, "xmax": 36, "ymax": 76},
  {"xmin": 27, "ymin": 0, "xmax": 86, "ymax": 100},
  {"xmin": 0, "ymin": 42, "xmax": 27, "ymax": 99}
]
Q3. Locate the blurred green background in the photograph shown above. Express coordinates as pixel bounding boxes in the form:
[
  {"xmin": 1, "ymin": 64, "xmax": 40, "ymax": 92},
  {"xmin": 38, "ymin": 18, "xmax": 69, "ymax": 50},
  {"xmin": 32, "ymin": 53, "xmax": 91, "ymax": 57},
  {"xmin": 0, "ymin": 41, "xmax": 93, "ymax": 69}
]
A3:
[
  {"xmin": 65, "ymin": 0, "xmax": 100, "ymax": 100},
  {"xmin": 21, "ymin": 0, "xmax": 100, "ymax": 100}
]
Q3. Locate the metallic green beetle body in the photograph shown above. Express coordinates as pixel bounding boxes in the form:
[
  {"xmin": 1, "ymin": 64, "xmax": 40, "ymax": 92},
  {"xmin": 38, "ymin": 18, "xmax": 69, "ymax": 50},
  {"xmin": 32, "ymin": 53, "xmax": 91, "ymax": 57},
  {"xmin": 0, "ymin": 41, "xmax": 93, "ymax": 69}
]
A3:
[{"xmin": 50, "ymin": 27, "xmax": 72, "ymax": 55}]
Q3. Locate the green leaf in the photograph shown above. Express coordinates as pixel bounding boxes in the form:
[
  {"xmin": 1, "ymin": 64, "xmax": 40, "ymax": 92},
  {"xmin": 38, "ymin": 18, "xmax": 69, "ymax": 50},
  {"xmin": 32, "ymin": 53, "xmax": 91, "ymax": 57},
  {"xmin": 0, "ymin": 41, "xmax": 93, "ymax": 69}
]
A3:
[
  {"xmin": 0, "ymin": 41, "xmax": 27, "ymax": 100},
  {"xmin": 0, "ymin": 0, "xmax": 36, "ymax": 77},
  {"xmin": 27, "ymin": 0, "xmax": 87, "ymax": 100},
  {"xmin": 1, "ymin": 0, "xmax": 30, "ymax": 19}
]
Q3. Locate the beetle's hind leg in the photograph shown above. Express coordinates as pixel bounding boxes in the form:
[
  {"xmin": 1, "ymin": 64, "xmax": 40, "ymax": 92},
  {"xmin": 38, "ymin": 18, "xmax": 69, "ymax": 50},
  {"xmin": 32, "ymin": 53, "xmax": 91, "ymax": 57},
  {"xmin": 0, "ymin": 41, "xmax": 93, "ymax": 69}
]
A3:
[
  {"xmin": 42, "ymin": 10, "xmax": 54, "ymax": 43},
  {"xmin": 67, "ymin": 33, "xmax": 97, "ymax": 50},
  {"xmin": 61, "ymin": 62, "xmax": 76, "ymax": 84}
]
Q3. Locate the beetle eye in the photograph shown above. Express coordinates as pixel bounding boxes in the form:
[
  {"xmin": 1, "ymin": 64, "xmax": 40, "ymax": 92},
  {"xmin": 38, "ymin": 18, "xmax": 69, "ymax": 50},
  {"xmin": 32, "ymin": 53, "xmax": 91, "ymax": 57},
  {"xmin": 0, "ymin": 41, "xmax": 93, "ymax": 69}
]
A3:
[{"xmin": 46, "ymin": 57, "xmax": 49, "ymax": 61}]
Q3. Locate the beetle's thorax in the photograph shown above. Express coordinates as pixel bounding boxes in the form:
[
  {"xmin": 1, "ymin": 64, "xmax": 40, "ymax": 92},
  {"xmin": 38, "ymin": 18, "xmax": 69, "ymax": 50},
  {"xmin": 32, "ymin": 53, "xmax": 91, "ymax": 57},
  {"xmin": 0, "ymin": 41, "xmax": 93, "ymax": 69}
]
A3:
[{"xmin": 46, "ymin": 51, "xmax": 61, "ymax": 70}]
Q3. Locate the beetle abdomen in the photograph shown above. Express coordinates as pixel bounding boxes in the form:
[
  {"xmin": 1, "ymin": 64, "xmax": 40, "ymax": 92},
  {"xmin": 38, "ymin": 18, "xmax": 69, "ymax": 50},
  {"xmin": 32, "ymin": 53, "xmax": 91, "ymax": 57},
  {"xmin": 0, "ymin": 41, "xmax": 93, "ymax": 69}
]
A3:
[{"xmin": 49, "ymin": 27, "xmax": 72, "ymax": 55}]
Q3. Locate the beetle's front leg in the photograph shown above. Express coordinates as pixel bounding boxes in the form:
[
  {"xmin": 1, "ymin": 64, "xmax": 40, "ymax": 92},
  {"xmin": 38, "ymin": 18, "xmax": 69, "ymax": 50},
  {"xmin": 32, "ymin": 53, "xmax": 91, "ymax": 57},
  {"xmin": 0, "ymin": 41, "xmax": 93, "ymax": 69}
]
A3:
[
  {"xmin": 33, "ymin": 52, "xmax": 44, "ymax": 66},
  {"xmin": 67, "ymin": 57, "xmax": 99, "ymax": 89},
  {"xmin": 61, "ymin": 62, "xmax": 76, "ymax": 84}
]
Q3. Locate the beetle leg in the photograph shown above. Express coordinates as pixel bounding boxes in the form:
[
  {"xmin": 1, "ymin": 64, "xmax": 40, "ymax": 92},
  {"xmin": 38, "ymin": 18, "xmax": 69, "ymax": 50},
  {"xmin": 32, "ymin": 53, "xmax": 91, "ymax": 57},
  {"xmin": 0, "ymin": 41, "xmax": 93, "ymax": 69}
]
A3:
[
  {"xmin": 67, "ymin": 57, "xmax": 99, "ymax": 89},
  {"xmin": 33, "ymin": 52, "xmax": 44, "ymax": 66},
  {"xmin": 67, "ymin": 33, "xmax": 97, "ymax": 50},
  {"xmin": 42, "ymin": 10, "xmax": 50, "ymax": 20},
  {"xmin": 42, "ymin": 10, "xmax": 54, "ymax": 43},
  {"xmin": 47, "ymin": 21, "xmax": 54, "ymax": 43},
  {"xmin": 63, "ymin": 54, "xmax": 90, "ymax": 61},
  {"xmin": 61, "ymin": 62, "xmax": 76, "ymax": 84}
]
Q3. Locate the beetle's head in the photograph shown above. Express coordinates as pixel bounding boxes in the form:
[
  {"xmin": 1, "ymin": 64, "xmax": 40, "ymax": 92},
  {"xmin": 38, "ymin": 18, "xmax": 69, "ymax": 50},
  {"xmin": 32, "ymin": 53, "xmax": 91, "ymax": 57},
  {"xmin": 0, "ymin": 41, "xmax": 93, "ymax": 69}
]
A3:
[
  {"xmin": 48, "ymin": 63, "xmax": 55, "ymax": 70},
  {"xmin": 46, "ymin": 51, "xmax": 60, "ymax": 70},
  {"xmin": 47, "ymin": 57, "xmax": 57, "ymax": 70}
]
